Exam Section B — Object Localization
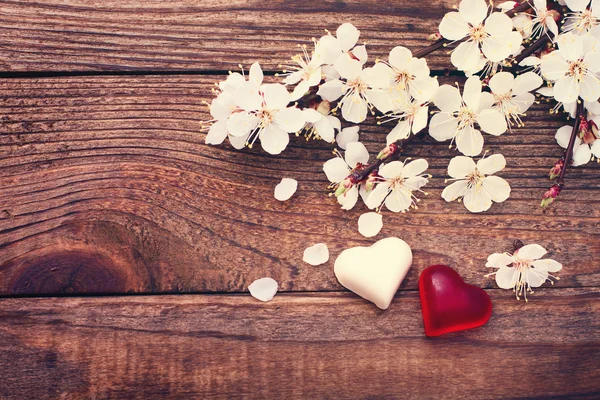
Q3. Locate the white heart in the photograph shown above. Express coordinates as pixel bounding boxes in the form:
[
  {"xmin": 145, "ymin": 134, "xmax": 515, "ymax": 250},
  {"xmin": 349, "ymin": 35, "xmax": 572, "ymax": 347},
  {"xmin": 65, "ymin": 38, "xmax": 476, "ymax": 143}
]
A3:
[{"xmin": 334, "ymin": 237, "xmax": 413, "ymax": 310}]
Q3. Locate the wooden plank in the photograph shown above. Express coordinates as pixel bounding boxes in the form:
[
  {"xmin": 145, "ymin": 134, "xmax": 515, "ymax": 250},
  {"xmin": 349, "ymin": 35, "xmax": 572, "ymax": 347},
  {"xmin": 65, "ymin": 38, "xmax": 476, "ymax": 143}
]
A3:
[
  {"xmin": 0, "ymin": 0, "xmax": 456, "ymax": 72},
  {"xmin": 0, "ymin": 75, "xmax": 599, "ymax": 295},
  {"xmin": 0, "ymin": 289, "xmax": 599, "ymax": 399}
]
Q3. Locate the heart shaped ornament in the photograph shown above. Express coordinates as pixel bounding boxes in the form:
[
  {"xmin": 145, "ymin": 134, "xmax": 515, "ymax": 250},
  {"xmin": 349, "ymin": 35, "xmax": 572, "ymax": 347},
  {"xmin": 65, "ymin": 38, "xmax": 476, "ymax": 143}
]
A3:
[
  {"xmin": 334, "ymin": 237, "xmax": 412, "ymax": 310},
  {"xmin": 419, "ymin": 265, "xmax": 492, "ymax": 337}
]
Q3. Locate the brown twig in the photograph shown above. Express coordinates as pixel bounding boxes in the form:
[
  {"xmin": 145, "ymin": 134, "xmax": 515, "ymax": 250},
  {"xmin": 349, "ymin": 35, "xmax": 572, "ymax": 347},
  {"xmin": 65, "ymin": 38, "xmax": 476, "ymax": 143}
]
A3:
[{"xmin": 557, "ymin": 101, "xmax": 584, "ymax": 188}]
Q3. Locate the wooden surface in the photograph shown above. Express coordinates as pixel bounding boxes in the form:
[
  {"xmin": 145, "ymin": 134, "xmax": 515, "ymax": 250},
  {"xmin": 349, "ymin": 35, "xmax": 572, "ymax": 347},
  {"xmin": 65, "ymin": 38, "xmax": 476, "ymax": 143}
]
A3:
[{"xmin": 0, "ymin": 0, "xmax": 599, "ymax": 398}]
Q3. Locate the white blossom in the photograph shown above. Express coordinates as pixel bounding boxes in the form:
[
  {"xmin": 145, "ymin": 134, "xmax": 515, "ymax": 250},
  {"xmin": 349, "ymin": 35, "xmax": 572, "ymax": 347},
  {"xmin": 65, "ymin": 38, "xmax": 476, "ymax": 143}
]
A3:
[
  {"xmin": 303, "ymin": 108, "xmax": 341, "ymax": 142},
  {"xmin": 540, "ymin": 32, "xmax": 600, "ymax": 105},
  {"xmin": 442, "ymin": 154, "xmax": 511, "ymax": 213},
  {"xmin": 555, "ymin": 122, "xmax": 600, "ymax": 165},
  {"xmin": 314, "ymin": 23, "xmax": 368, "ymax": 66},
  {"xmin": 226, "ymin": 83, "xmax": 306, "ymax": 155},
  {"xmin": 317, "ymin": 53, "xmax": 391, "ymax": 123},
  {"xmin": 438, "ymin": 0, "xmax": 523, "ymax": 72},
  {"xmin": 562, "ymin": 0, "xmax": 600, "ymax": 36},
  {"xmin": 487, "ymin": 71, "xmax": 542, "ymax": 128},
  {"xmin": 365, "ymin": 159, "xmax": 430, "ymax": 212},
  {"xmin": 512, "ymin": 0, "xmax": 559, "ymax": 40},
  {"xmin": 486, "ymin": 244, "xmax": 562, "ymax": 301},
  {"xmin": 323, "ymin": 142, "xmax": 370, "ymax": 210},
  {"xmin": 429, "ymin": 76, "xmax": 507, "ymax": 156}
]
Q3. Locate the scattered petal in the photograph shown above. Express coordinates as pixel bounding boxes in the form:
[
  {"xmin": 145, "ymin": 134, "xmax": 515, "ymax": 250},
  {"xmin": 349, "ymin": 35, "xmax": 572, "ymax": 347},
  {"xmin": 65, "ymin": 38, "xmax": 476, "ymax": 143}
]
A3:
[
  {"xmin": 358, "ymin": 212, "xmax": 383, "ymax": 237},
  {"xmin": 274, "ymin": 178, "xmax": 298, "ymax": 201},
  {"xmin": 303, "ymin": 243, "xmax": 330, "ymax": 266},
  {"xmin": 248, "ymin": 277, "xmax": 278, "ymax": 302}
]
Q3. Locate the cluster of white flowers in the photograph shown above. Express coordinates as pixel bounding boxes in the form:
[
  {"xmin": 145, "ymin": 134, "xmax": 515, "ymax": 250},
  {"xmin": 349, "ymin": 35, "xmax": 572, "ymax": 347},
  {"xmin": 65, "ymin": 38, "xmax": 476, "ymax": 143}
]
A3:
[
  {"xmin": 203, "ymin": 0, "xmax": 599, "ymax": 240},
  {"xmin": 199, "ymin": 1, "xmax": 580, "ymax": 303}
]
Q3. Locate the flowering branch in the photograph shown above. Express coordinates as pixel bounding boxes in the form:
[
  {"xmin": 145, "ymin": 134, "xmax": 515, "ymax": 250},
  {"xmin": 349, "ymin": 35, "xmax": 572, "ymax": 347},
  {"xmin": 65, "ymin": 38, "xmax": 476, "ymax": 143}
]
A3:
[{"xmin": 542, "ymin": 101, "xmax": 584, "ymax": 207}]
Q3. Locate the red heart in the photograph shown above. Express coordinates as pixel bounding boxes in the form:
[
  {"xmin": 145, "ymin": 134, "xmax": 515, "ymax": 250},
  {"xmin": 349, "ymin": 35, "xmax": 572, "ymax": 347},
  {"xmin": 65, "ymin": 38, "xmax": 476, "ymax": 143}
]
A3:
[{"xmin": 419, "ymin": 265, "xmax": 492, "ymax": 337}]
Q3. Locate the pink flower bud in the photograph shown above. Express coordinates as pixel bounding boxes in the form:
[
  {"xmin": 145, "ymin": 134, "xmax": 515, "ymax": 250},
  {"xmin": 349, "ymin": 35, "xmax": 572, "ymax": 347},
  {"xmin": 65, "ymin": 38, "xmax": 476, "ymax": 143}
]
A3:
[
  {"xmin": 377, "ymin": 143, "xmax": 399, "ymax": 160},
  {"xmin": 334, "ymin": 176, "xmax": 354, "ymax": 197},
  {"xmin": 548, "ymin": 159, "xmax": 564, "ymax": 180},
  {"xmin": 540, "ymin": 184, "xmax": 561, "ymax": 208},
  {"xmin": 365, "ymin": 172, "xmax": 380, "ymax": 192}
]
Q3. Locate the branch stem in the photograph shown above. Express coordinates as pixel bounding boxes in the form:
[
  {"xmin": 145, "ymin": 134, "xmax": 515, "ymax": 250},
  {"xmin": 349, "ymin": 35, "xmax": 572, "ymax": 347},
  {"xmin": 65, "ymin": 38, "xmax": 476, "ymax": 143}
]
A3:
[{"xmin": 557, "ymin": 101, "xmax": 584, "ymax": 187}]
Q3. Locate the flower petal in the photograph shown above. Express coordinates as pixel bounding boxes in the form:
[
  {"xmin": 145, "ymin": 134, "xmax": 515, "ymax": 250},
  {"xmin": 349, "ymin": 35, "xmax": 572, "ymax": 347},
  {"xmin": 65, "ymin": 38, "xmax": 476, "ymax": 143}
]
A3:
[
  {"xmin": 303, "ymin": 243, "xmax": 330, "ymax": 266},
  {"xmin": 512, "ymin": 71, "xmax": 543, "ymax": 96},
  {"xmin": 495, "ymin": 266, "xmax": 516, "ymax": 289},
  {"xmin": 413, "ymin": 105, "xmax": 429, "ymax": 133},
  {"xmin": 459, "ymin": 0, "xmax": 489, "ymax": 25},
  {"xmin": 572, "ymin": 143, "xmax": 592, "ymax": 166},
  {"xmin": 274, "ymin": 178, "xmax": 298, "ymax": 201},
  {"xmin": 341, "ymin": 94, "xmax": 369, "ymax": 123},
  {"xmin": 463, "ymin": 186, "xmax": 493, "ymax": 212},
  {"xmin": 323, "ymin": 157, "xmax": 350, "ymax": 183},
  {"xmin": 486, "ymin": 253, "xmax": 514, "ymax": 268},
  {"xmin": 451, "ymin": 40, "xmax": 481, "ymax": 71},
  {"xmin": 313, "ymin": 117, "xmax": 335, "ymax": 142},
  {"xmin": 385, "ymin": 188, "xmax": 412, "ymax": 212},
  {"xmin": 484, "ymin": 12, "xmax": 513, "ymax": 36},
  {"xmin": 477, "ymin": 108, "xmax": 508, "ymax": 136},
  {"xmin": 249, "ymin": 62, "xmax": 264, "ymax": 86},
  {"xmin": 358, "ymin": 212, "xmax": 383, "ymax": 237},
  {"xmin": 580, "ymin": 74, "xmax": 600, "ymax": 102},
  {"xmin": 262, "ymin": 83, "xmax": 291, "ymax": 110},
  {"xmin": 565, "ymin": 0, "xmax": 590, "ymax": 13},
  {"xmin": 516, "ymin": 244, "xmax": 547, "ymax": 260},
  {"xmin": 477, "ymin": 153, "xmax": 506, "ymax": 175},
  {"xmin": 489, "ymin": 71, "xmax": 515, "ymax": 96},
  {"xmin": 387, "ymin": 120, "xmax": 411, "ymax": 144},
  {"xmin": 541, "ymin": 53, "xmax": 569, "ymax": 81},
  {"xmin": 439, "ymin": 11, "xmax": 470, "ymax": 41},
  {"xmin": 363, "ymin": 63, "xmax": 393, "ymax": 89},
  {"xmin": 456, "ymin": 126, "xmax": 484, "ymax": 156},
  {"xmin": 276, "ymin": 107, "xmax": 306, "ymax": 133},
  {"xmin": 482, "ymin": 175, "xmax": 511, "ymax": 202},
  {"xmin": 442, "ymin": 180, "xmax": 469, "ymax": 201},
  {"xmin": 248, "ymin": 277, "xmax": 278, "ymax": 302},
  {"xmin": 532, "ymin": 259, "xmax": 563, "ymax": 272},
  {"xmin": 336, "ymin": 23, "xmax": 360, "ymax": 52},
  {"xmin": 558, "ymin": 32, "xmax": 584, "ymax": 62},
  {"xmin": 556, "ymin": 125, "xmax": 575, "ymax": 149},
  {"xmin": 317, "ymin": 79, "xmax": 346, "ymax": 101},
  {"xmin": 526, "ymin": 268, "xmax": 548, "ymax": 288},
  {"xmin": 205, "ymin": 120, "xmax": 229, "ymax": 145},
  {"xmin": 402, "ymin": 159, "xmax": 429, "ymax": 177},
  {"xmin": 260, "ymin": 124, "xmax": 290, "ymax": 155},
  {"xmin": 334, "ymin": 53, "xmax": 362, "ymax": 81},
  {"xmin": 379, "ymin": 161, "xmax": 404, "ymax": 179},
  {"xmin": 366, "ymin": 184, "xmax": 390, "ymax": 209},
  {"xmin": 338, "ymin": 185, "xmax": 359, "ymax": 210},
  {"xmin": 433, "ymin": 85, "xmax": 462, "ymax": 112},
  {"xmin": 227, "ymin": 112, "xmax": 258, "ymax": 137},
  {"xmin": 345, "ymin": 141, "xmax": 370, "ymax": 167},
  {"xmin": 389, "ymin": 46, "xmax": 413, "ymax": 70},
  {"xmin": 448, "ymin": 155, "xmax": 476, "ymax": 178},
  {"xmin": 463, "ymin": 76, "xmax": 482, "ymax": 110},
  {"xmin": 336, "ymin": 126, "xmax": 360, "ymax": 149},
  {"xmin": 429, "ymin": 113, "xmax": 459, "ymax": 141}
]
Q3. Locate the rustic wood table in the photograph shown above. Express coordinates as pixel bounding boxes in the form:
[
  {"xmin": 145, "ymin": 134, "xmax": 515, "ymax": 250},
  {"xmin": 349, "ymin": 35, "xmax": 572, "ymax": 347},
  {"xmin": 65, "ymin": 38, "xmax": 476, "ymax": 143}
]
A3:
[{"xmin": 1, "ymin": 1, "xmax": 599, "ymax": 398}]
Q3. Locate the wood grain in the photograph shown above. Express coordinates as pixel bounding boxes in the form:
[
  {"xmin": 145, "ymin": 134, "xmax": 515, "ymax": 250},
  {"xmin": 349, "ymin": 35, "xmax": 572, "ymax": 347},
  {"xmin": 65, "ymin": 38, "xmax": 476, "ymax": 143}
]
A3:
[
  {"xmin": 0, "ymin": 75, "xmax": 599, "ymax": 295},
  {"xmin": 1, "ymin": 289, "xmax": 599, "ymax": 399},
  {"xmin": 0, "ymin": 0, "xmax": 458, "ymax": 72}
]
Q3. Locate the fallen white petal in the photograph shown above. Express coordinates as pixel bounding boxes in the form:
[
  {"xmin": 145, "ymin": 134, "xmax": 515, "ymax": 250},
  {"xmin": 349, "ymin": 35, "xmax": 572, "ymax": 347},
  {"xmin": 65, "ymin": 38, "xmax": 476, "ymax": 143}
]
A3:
[
  {"xmin": 248, "ymin": 277, "xmax": 278, "ymax": 302},
  {"xmin": 336, "ymin": 126, "xmax": 360, "ymax": 149},
  {"xmin": 303, "ymin": 243, "xmax": 330, "ymax": 266},
  {"xmin": 274, "ymin": 178, "xmax": 298, "ymax": 201},
  {"xmin": 358, "ymin": 212, "xmax": 383, "ymax": 237}
]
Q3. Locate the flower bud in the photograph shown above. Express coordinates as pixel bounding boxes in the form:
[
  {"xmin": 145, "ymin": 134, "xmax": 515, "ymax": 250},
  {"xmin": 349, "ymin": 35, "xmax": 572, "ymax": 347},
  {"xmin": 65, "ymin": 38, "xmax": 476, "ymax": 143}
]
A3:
[
  {"xmin": 377, "ymin": 143, "xmax": 399, "ymax": 160},
  {"xmin": 548, "ymin": 159, "xmax": 564, "ymax": 180},
  {"xmin": 428, "ymin": 32, "xmax": 442, "ymax": 41},
  {"xmin": 334, "ymin": 176, "xmax": 355, "ymax": 197},
  {"xmin": 540, "ymin": 184, "xmax": 561, "ymax": 208},
  {"xmin": 581, "ymin": 117, "xmax": 599, "ymax": 145},
  {"xmin": 365, "ymin": 172, "xmax": 379, "ymax": 192}
]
